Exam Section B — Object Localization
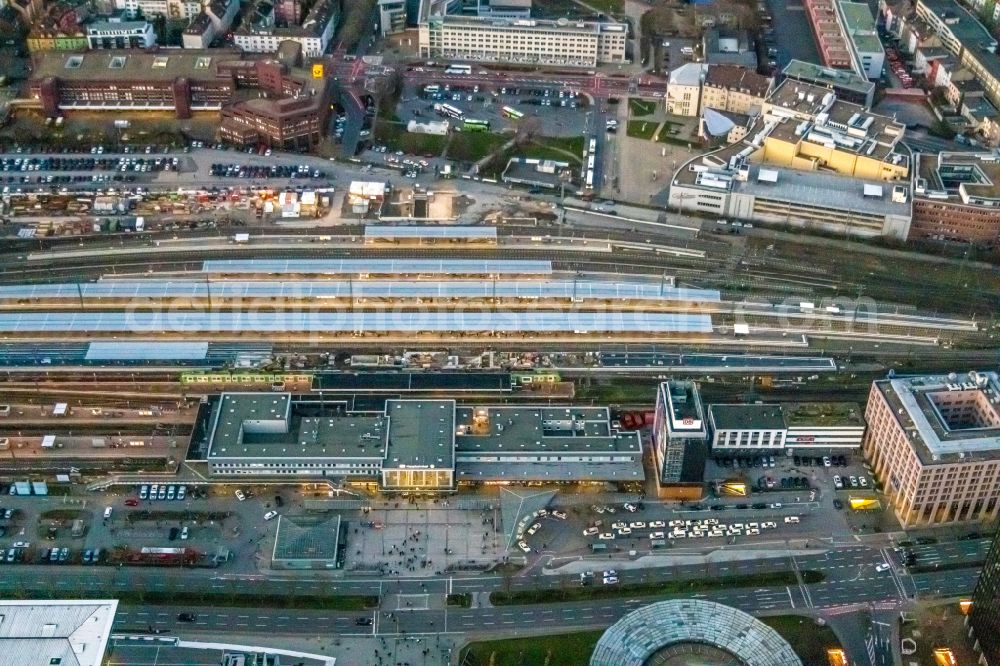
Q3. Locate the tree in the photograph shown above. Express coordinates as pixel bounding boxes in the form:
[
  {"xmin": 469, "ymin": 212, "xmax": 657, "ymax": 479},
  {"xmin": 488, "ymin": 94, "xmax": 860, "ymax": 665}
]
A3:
[
  {"xmin": 514, "ymin": 115, "xmax": 541, "ymax": 146},
  {"xmin": 373, "ymin": 68, "xmax": 404, "ymax": 118},
  {"xmin": 335, "ymin": 0, "xmax": 377, "ymax": 51}
]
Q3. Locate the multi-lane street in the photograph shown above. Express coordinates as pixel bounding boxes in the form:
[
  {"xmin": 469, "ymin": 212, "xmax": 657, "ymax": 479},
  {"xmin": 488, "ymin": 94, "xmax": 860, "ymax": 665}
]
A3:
[{"xmin": 3, "ymin": 538, "xmax": 983, "ymax": 639}]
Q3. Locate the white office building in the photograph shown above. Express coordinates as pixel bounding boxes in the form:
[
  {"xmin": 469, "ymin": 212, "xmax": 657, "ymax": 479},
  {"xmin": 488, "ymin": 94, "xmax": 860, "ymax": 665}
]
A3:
[
  {"xmin": 419, "ymin": 15, "xmax": 627, "ymax": 67},
  {"xmin": 86, "ymin": 19, "xmax": 156, "ymax": 49},
  {"xmin": 117, "ymin": 0, "xmax": 201, "ymax": 20},
  {"xmin": 234, "ymin": 0, "xmax": 339, "ymax": 57}
]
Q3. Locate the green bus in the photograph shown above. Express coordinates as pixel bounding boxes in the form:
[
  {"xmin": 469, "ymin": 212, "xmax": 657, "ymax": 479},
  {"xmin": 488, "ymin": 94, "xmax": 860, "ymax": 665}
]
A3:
[{"xmin": 463, "ymin": 118, "xmax": 491, "ymax": 132}]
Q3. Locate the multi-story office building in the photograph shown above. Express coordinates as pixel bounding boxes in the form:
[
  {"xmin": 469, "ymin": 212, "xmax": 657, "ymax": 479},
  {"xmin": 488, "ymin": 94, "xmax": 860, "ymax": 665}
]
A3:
[
  {"xmin": 30, "ymin": 50, "xmax": 237, "ymax": 118},
  {"xmin": 782, "ymin": 59, "xmax": 875, "ymax": 107},
  {"xmin": 970, "ymin": 527, "xmax": 1000, "ymax": 665},
  {"xmin": 803, "ymin": 0, "xmax": 854, "ymax": 71},
  {"xmin": 910, "ymin": 150, "xmax": 1000, "ymax": 245},
  {"xmin": 709, "ymin": 405, "xmax": 788, "ymax": 452},
  {"xmin": 908, "ymin": 0, "xmax": 1000, "ymax": 107},
  {"xmin": 708, "ymin": 402, "xmax": 865, "ymax": 455},
  {"xmin": 418, "ymin": 15, "xmax": 627, "ymax": 67},
  {"xmin": 652, "ymin": 381, "xmax": 708, "ymax": 483},
  {"xmin": 863, "ymin": 371, "xmax": 1000, "ymax": 527},
  {"xmin": 837, "ymin": 1, "xmax": 885, "ymax": 79},
  {"xmin": 85, "ymin": 19, "xmax": 156, "ymax": 49},
  {"xmin": 221, "ymin": 89, "xmax": 333, "ymax": 150},
  {"xmin": 377, "ymin": 0, "xmax": 407, "ymax": 36},
  {"xmin": 204, "ymin": 393, "xmax": 642, "ymax": 491},
  {"xmin": 117, "ymin": 0, "xmax": 201, "ymax": 20},
  {"xmin": 234, "ymin": 0, "xmax": 340, "ymax": 57},
  {"xmin": 29, "ymin": 49, "xmax": 331, "ymax": 143}
]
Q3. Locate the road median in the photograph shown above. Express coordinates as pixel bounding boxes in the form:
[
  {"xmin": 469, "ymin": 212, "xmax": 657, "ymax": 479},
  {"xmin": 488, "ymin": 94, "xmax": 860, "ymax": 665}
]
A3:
[{"xmin": 490, "ymin": 570, "xmax": 824, "ymax": 605}]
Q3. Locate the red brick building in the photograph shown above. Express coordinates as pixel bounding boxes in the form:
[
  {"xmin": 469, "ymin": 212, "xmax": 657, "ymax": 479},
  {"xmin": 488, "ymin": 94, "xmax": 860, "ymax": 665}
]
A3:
[
  {"xmin": 910, "ymin": 151, "xmax": 1000, "ymax": 246},
  {"xmin": 28, "ymin": 49, "xmax": 331, "ymax": 147}
]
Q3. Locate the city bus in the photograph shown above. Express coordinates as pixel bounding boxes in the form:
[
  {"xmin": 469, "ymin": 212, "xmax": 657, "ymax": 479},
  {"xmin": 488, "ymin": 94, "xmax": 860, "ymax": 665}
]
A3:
[
  {"xmin": 434, "ymin": 103, "xmax": 465, "ymax": 119},
  {"xmin": 445, "ymin": 64, "xmax": 472, "ymax": 75},
  {"xmin": 587, "ymin": 154, "xmax": 595, "ymax": 171},
  {"xmin": 585, "ymin": 169, "xmax": 595, "ymax": 190},
  {"xmin": 588, "ymin": 138, "xmax": 597, "ymax": 155},
  {"xmin": 501, "ymin": 106, "xmax": 524, "ymax": 119},
  {"xmin": 463, "ymin": 118, "xmax": 491, "ymax": 132}
]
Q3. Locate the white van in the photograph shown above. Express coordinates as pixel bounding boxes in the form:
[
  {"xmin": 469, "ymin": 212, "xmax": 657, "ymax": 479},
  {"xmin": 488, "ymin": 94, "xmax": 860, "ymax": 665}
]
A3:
[{"xmin": 103, "ymin": 506, "xmax": 113, "ymax": 519}]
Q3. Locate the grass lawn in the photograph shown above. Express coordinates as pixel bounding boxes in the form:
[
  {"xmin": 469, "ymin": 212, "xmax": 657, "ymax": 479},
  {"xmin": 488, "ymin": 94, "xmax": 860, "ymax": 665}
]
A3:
[
  {"xmin": 627, "ymin": 120, "xmax": 659, "ymax": 140},
  {"xmin": 459, "ymin": 630, "xmax": 605, "ymax": 666},
  {"xmin": 491, "ymin": 571, "xmax": 823, "ymax": 605},
  {"xmin": 534, "ymin": 0, "xmax": 622, "ymax": 17},
  {"xmin": 760, "ymin": 615, "xmax": 843, "ymax": 666},
  {"xmin": 629, "ymin": 98, "xmax": 658, "ymax": 117},
  {"xmin": 373, "ymin": 120, "xmax": 447, "ymax": 156},
  {"xmin": 518, "ymin": 135, "xmax": 585, "ymax": 164},
  {"xmin": 582, "ymin": 0, "xmax": 623, "ymax": 13},
  {"xmin": 575, "ymin": 378, "xmax": 664, "ymax": 403},
  {"xmin": 447, "ymin": 131, "xmax": 510, "ymax": 163}
]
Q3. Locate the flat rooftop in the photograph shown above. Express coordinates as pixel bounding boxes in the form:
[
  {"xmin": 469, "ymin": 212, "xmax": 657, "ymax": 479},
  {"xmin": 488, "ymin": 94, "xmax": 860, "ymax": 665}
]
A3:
[
  {"xmin": 675, "ymin": 158, "xmax": 911, "ymax": 217},
  {"xmin": 87, "ymin": 20, "xmax": 151, "ymax": 32},
  {"xmin": 710, "ymin": 404, "xmax": 786, "ymax": 430},
  {"xmin": 917, "ymin": 0, "xmax": 995, "ymax": 48},
  {"xmin": 839, "ymin": 1, "xmax": 883, "ymax": 53},
  {"xmin": 916, "ymin": 150, "xmax": 1000, "ymax": 202},
  {"xmin": 0, "ymin": 600, "xmax": 118, "ymax": 666},
  {"xmin": 767, "ymin": 82, "xmax": 905, "ymax": 160},
  {"xmin": 384, "ymin": 399, "xmax": 455, "ymax": 469},
  {"xmin": 782, "ymin": 402, "xmax": 864, "ymax": 427},
  {"xmin": 207, "ymin": 393, "xmax": 390, "ymax": 459},
  {"xmin": 767, "ymin": 79, "xmax": 843, "ymax": 116},
  {"xmin": 782, "ymin": 59, "xmax": 875, "ymax": 97},
  {"xmin": 0, "ymin": 436, "xmax": 177, "ymax": 461},
  {"xmin": 455, "ymin": 458, "xmax": 643, "ymax": 481},
  {"xmin": 426, "ymin": 14, "xmax": 625, "ymax": 33},
  {"xmin": 30, "ymin": 50, "xmax": 241, "ymax": 82},
  {"xmin": 454, "ymin": 406, "xmax": 641, "ymax": 454},
  {"xmin": 876, "ymin": 371, "xmax": 1000, "ymax": 462}
]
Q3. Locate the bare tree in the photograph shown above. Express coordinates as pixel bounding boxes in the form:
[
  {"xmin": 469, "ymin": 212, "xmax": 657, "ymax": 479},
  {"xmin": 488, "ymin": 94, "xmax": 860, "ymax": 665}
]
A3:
[{"xmin": 514, "ymin": 115, "xmax": 542, "ymax": 146}]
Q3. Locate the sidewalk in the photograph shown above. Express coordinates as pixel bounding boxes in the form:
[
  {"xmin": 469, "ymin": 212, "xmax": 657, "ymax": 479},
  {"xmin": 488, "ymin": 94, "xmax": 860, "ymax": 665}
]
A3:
[{"xmin": 543, "ymin": 545, "xmax": 825, "ymax": 575}]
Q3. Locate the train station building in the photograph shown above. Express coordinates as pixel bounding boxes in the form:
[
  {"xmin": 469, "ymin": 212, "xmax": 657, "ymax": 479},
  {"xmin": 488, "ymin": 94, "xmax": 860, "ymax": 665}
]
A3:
[{"xmin": 204, "ymin": 393, "xmax": 642, "ymax": 491}]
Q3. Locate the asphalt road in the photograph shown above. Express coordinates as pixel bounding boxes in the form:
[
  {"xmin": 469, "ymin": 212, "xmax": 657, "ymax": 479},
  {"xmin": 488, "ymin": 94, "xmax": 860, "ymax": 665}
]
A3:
[
  {"xmin": 5, "ymin": 540, "xmax": 983, "ymax": 639},
  {"xmin": 107, "ymin": 559, "xmax": 978, "ymax": 639}
]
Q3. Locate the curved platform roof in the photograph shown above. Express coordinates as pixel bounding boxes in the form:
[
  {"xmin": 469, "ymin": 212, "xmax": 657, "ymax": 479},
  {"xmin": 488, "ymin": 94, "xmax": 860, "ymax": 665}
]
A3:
[
  {"xmin": 0, "ymin": 280, "xmax": 720, "ymax": 303},
  {"xmin": 590, "ymin": 599, "xmax": 803, "ymax": 666}
]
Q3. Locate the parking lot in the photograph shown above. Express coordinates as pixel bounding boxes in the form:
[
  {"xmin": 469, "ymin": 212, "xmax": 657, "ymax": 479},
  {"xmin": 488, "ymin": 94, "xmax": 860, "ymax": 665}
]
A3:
[
  {"xmin": 759, "ymin": 0, "xmax": 821, "ymax": 69},
  {"xmin": 397, "ymin": 81, "xmax": 595, "ymax": 139}
]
